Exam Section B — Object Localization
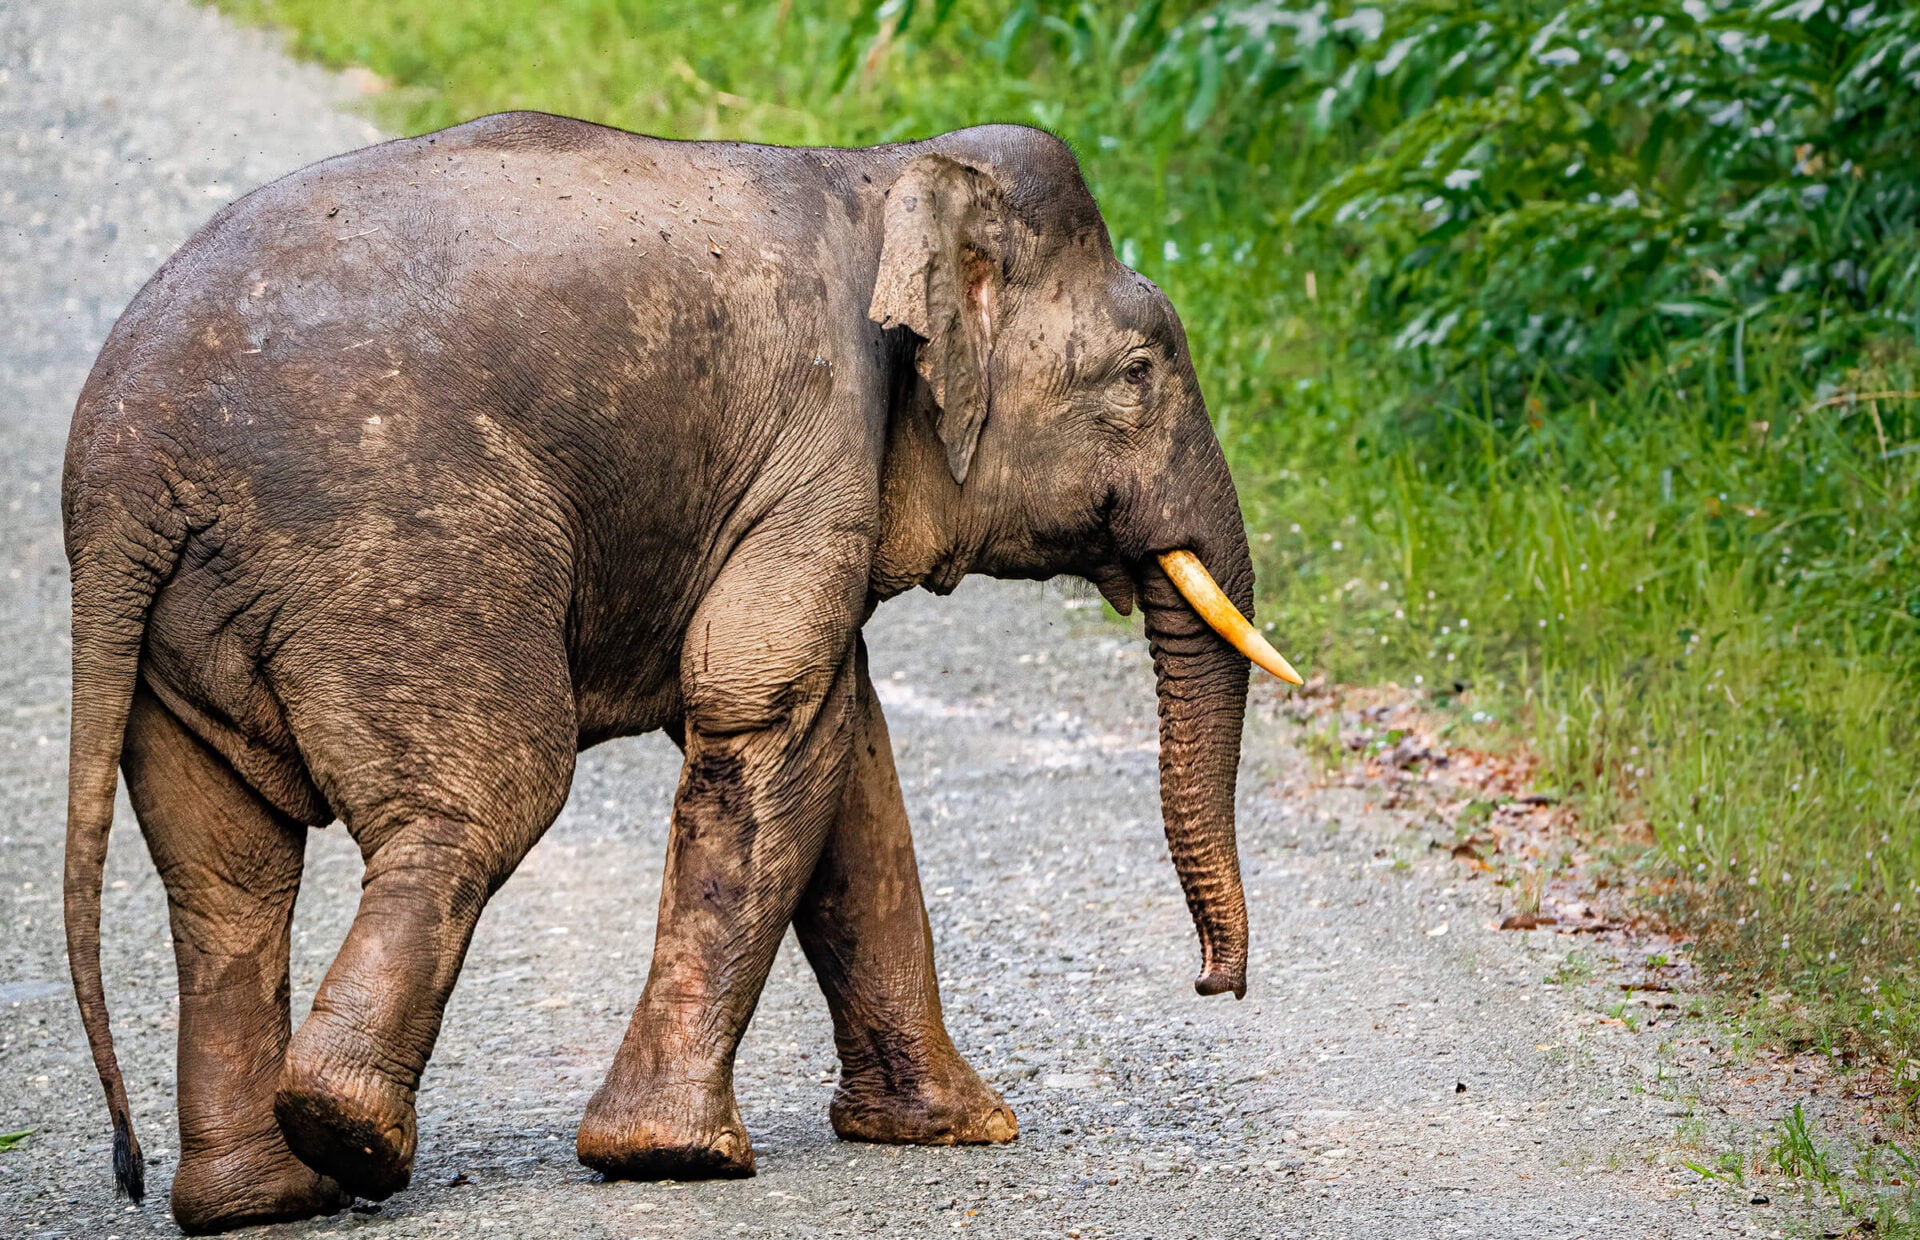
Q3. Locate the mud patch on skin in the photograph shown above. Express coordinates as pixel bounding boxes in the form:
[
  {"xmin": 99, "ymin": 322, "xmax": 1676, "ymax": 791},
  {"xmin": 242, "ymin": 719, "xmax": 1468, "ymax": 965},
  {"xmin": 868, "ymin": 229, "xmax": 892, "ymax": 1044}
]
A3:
[
  {"xmin": 682, "ymin": 750, "xmax": 750, "ymax": 813},
  {"xmin": 680, "ymin": 750, "xmax": 757, "ymax": 857}
]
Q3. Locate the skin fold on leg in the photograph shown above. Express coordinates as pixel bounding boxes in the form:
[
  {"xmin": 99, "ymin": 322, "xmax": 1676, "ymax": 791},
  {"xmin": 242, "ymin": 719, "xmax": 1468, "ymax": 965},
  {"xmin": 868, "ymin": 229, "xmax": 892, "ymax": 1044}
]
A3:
[
  {"xmin": 793, "ymin": 638, "xmax": 1015, "ymax": 1146},
  {"xmin": 121, "ymin": 690, "xmax": 351, "ymax": 1234},
  {"xmin": 274, "ymin": 815, "xmax": 554, "ymax": 1200},
  {"xmin": 272, "ymin": 785, "xmax": 575, "ymax": 1198}
]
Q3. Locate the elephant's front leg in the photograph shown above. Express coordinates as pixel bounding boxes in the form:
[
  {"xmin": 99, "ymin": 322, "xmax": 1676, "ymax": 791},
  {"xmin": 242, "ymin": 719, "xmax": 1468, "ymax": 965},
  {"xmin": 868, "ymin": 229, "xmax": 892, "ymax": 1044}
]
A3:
[
  {"xmin": 793, "ymin": 637, "xmax": 1016, "ymax": 1146},
  {"xmin": 577, "ymin": 533, "xmax": 866, "ymax": 1180}
]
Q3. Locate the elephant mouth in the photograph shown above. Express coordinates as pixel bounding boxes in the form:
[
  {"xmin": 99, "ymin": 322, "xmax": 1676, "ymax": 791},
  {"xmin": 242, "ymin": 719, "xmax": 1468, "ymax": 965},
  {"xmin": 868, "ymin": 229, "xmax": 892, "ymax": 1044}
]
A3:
[
  {"xmin": 1155, "ymin": 550, "xmax": 1302, "ymax": 685},
  {"xmin": 1081, "ymin": 561, "xmax": 1137, "ymax": 615}
]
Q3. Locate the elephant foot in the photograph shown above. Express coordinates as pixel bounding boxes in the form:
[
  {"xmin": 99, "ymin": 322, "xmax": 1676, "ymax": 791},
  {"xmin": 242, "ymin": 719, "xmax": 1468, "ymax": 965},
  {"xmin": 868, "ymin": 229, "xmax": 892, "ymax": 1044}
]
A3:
[
  {"xmin": 170, "ymin": 1135, "xmax": 352, "ymax": 1236},
  {"xmin": 273, "ymin": 1036, "xmax": 417, "ymax": 1202},
  {"xmin": 830, "ymin": 1052, "xmax": 1018, "ymax": 1146},
  {"xmin": 576, "ymin": 1080, "xmax": 755, "ymax": 1180}
]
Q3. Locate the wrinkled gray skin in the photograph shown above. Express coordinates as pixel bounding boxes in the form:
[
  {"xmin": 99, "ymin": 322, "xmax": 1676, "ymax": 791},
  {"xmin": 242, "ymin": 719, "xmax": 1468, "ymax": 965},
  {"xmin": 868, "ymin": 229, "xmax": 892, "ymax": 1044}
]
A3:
[{"xmin": 62, "ymin": 114, "xmax": 1258, "ymax": 1233}]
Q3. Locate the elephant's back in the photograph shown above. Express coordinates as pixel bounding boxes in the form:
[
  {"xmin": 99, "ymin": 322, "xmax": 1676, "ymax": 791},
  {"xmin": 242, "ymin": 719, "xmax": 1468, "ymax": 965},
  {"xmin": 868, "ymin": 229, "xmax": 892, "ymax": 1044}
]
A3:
[
  {"xmin": 75, "ymin": 110, "xmax": 866, "ymax": 508},
  {"xmin": 70, "ymin": 112, "xmax": 892, "ymax": 752}
]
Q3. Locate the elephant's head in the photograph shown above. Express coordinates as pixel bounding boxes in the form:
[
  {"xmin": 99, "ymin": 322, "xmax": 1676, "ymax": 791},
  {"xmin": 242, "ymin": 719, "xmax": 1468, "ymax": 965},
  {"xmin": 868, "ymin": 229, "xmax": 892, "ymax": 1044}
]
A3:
[{"xmin": 867, "ymin": 126, "xmax": 1300, "ymax": 1000}]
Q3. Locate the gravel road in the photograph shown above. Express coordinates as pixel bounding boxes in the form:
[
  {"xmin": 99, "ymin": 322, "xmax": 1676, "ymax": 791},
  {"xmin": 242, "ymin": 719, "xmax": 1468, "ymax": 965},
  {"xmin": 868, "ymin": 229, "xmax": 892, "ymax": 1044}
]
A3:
[{"xmin": 0, "ymin": 2, "xmax": 1815, "ymax": 1236}]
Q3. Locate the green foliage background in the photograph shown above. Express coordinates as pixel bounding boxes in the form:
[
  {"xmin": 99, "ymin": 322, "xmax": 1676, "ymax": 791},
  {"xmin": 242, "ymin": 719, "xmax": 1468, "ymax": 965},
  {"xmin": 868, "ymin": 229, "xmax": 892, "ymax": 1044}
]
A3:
[{"xmin": 215, "ymin": 0, "xmax": 1920, "ymax": 1073}]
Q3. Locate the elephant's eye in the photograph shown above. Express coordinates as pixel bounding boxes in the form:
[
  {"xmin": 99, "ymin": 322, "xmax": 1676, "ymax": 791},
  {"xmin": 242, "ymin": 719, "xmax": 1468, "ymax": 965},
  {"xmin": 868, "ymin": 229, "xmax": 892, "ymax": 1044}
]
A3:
[{"xmin": 1122, "ymin": 358, "xmax": 1152, "ymax": 387}]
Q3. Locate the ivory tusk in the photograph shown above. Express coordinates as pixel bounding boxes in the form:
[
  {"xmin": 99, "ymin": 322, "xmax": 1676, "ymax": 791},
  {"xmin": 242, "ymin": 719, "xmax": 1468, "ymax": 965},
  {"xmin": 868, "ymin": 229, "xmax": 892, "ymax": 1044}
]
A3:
[{"xmin": 1157, "ymin": 550, "xmax": 1304, "ymax": 686}]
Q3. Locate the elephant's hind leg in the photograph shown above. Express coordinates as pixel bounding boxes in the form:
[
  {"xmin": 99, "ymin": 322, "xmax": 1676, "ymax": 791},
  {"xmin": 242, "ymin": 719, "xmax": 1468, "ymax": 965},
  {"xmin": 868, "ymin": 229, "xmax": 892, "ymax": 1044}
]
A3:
[
  {"xmin": 793, "ymin": 640, "xmax": 1016, "ymax": 1147},
  {"xmin": 122, "ymin": 689, "xmax": 350, "ymax": 1234},
  {"xmin": 269, "ymin": 623, "xmax": 577, "ymax": 1202}
]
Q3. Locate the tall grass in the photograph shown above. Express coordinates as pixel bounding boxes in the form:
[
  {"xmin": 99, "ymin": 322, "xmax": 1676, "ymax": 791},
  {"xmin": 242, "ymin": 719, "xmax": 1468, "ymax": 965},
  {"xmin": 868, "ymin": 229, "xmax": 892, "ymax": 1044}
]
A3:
[{"xmin": 213, "ymin": 0, "xmax": 1920, "ymax": 1076}]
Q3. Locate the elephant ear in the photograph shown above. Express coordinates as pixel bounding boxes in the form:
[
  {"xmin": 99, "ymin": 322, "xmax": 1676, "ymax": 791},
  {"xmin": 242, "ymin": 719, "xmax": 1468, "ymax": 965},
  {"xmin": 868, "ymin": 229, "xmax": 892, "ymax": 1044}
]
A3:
[{"xmin": 868, "ymin": 153, "xmax": 1008, "ymax": 486}]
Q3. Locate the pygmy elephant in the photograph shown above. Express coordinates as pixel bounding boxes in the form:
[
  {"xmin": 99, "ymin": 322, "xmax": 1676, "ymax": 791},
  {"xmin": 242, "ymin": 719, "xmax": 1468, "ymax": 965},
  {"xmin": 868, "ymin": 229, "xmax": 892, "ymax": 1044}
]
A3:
[{"xmin": 63, "ymin": 113, "xmax": 1299, "ymax": 1233}]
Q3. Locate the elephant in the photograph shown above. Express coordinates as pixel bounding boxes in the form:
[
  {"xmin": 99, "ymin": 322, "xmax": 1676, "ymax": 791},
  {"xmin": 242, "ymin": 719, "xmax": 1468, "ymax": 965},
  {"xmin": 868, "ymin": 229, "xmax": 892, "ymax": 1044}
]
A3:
[{"xmin": 61, "ymin": 112, "xmax": 1300, "ymax": 1233}]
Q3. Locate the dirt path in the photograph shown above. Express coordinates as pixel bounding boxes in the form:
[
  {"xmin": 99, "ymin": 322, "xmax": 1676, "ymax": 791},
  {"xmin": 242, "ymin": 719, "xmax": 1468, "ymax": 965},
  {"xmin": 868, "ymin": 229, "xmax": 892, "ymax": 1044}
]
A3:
[{"xmin": 0, "ymin": 2, "xmax": 1813, "ymax": 1236}]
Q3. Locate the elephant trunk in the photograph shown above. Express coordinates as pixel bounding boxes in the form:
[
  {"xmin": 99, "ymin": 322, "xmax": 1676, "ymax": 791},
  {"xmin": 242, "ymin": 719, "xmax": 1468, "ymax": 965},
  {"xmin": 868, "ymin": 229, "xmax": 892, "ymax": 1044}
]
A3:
[{"xmin": 1139, "ymin": 527, "xmax": 1257, "ymax": 999}]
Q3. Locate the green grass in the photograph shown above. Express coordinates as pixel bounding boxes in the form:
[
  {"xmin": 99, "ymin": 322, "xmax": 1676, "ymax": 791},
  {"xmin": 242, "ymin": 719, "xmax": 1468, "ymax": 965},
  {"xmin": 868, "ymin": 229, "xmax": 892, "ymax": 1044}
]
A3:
[
  {"xmin": 1685, "ymin": 1105, "xmax": 1920, "ymax": 1237},
  {"xmin": 1769, "ymin": 1102, "xmax": 1920, "ymax": 1235},
  {"xmin": 1545, "ymin": 949, "xmax": 1597, "ymax": 989},
  {"xmin": 209, "ymin": 0, "xmax": 1920, "ymax": 1085}
]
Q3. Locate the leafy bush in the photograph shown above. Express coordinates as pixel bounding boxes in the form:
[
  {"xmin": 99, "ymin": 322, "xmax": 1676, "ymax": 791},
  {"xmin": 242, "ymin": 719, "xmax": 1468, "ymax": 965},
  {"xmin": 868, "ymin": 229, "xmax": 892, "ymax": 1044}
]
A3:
[
  {"xmin": 1297, "ymin": 0, "xmax": 1920, "ymax": 396},
  {"xmin": 881, "ymin": 0, "xmax": 1920, "ymax": 395}
]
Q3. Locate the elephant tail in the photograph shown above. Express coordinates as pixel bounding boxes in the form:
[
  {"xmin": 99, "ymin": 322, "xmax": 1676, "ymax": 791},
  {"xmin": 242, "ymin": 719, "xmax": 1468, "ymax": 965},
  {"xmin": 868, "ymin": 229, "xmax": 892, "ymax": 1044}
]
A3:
[{"xmin": 63, "ymin": 483, "xmax": 184, "ymax": 1204}]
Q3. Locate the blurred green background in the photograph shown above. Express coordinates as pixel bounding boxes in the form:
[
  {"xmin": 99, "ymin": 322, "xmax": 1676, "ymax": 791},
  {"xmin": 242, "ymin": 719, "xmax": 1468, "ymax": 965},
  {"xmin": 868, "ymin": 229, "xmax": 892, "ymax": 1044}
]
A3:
[{"xmin": 215, "ymin": 0, "xmax": 1920, "ymax": 1075}]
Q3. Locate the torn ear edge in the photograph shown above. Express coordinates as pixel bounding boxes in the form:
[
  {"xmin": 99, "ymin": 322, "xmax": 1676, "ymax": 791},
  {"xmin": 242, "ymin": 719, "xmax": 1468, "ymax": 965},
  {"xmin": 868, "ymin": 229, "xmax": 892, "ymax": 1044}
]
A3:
[{"xmin": 867, "ymin": 153, "xmax": 1007, "ymax": 486}]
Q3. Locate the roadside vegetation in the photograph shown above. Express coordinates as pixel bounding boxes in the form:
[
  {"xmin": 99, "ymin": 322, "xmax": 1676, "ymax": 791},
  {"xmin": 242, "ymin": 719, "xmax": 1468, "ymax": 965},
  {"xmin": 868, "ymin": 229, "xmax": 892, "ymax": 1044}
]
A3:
[{"xmin": 213, "ymin": 0, "xmax": 1920, "ymax": 1087}]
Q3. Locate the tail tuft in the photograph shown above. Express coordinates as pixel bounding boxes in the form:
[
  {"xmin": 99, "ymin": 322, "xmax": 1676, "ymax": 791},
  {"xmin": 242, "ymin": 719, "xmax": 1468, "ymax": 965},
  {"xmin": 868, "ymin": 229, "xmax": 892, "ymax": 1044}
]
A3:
[{"xmin": 113, "ymin": 1121, "xmax": 145, "ymax": 1202}]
